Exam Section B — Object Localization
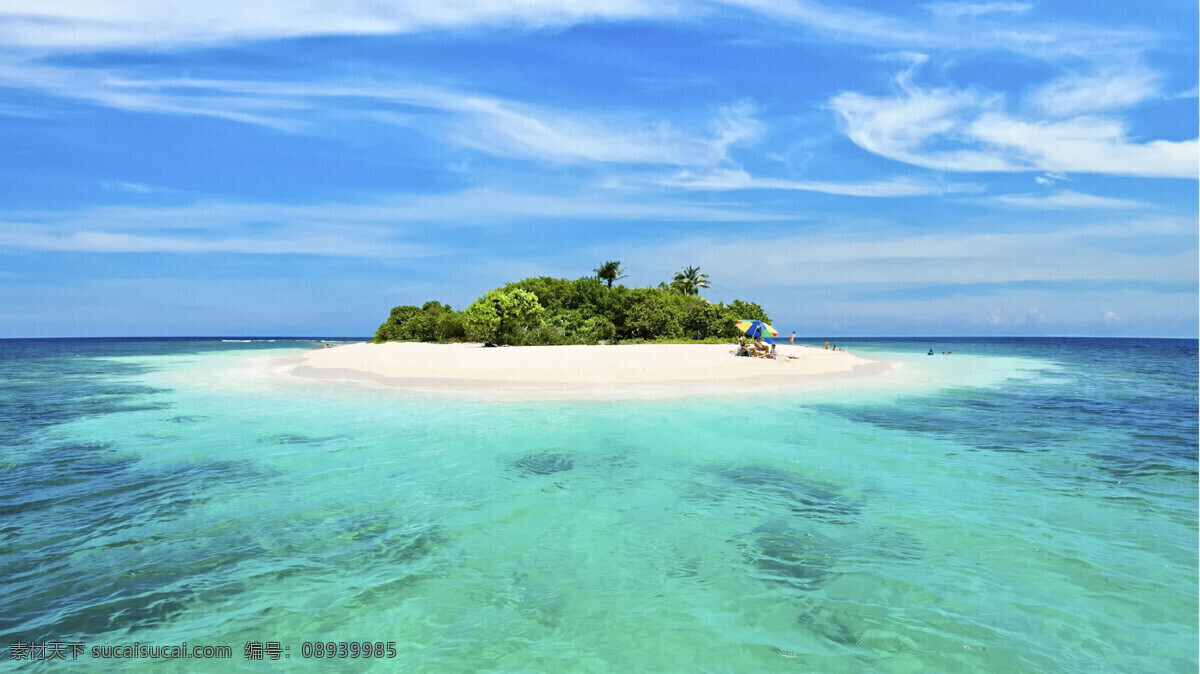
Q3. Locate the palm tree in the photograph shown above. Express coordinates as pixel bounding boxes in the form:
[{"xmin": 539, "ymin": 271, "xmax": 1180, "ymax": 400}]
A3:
[
  {"xmin": 594, "ymin": 260, "xmax": 627, "ymax": 288},
  {"xmin": 671, "ymin": 265, "xmax": 710, "ymax": 296}
]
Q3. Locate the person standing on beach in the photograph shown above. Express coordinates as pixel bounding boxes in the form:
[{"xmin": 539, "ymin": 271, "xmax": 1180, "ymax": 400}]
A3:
[{"xmin": 790, "ymin": 332, "xmax": 795, "ymax": 345}]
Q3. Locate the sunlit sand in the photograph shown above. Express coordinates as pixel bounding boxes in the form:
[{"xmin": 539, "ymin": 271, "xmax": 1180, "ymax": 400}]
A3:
[{"xmin": 281, "ymin": 341, "xmax": 896, "ymax": 400}]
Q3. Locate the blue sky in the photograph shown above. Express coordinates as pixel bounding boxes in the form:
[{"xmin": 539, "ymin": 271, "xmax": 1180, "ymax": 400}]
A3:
[{"xmin": 0, "ymin": 1, "xmax": 1196, "ymax": 338}]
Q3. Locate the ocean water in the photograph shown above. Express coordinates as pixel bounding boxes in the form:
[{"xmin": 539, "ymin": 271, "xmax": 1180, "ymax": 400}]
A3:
[{"xmin": 1, "ymin": 337, "xmax": 1195, "ymax": 672}]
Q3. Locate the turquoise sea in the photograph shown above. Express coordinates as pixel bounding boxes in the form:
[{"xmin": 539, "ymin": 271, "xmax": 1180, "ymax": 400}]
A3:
[{"xmin": 2, "ymin": 337, "xmax": 1196, "ymax": 672}]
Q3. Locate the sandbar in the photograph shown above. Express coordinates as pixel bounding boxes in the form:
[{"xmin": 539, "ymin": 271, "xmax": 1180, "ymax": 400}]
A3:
[{"xmin": 282, "ymin": 342, "xmax": 895, "ymax": 400}]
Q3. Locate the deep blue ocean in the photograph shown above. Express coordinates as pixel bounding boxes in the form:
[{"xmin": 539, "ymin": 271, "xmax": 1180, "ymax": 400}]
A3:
[{"xmin": 1, "ymin": 337, "xmax": 1196, "ymax": 672}]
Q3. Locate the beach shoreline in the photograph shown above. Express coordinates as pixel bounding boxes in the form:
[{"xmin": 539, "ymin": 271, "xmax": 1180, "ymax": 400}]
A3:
[{"xmin": 279, "ymin": 341, "xmax": 896, "ymax": 400}]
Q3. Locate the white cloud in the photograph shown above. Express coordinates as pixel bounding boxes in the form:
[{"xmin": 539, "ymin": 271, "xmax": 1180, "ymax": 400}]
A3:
[
  {"xmin": 1034, "ymin": 172, "xmax": 1068, "ymax": 185},
  {"xmin": 0, "ymin": 186, "xmax": 792, "ymax": 255},
  {"xmin": 709, "ymin": 100, "xmax": 763, "ymax": 162},
  {"xmin": 0, "ymin": 62, "xmax": 308, "ymax": 131},
  {"xmin": 1172, "ymin": 85, "xmax": 1200, "ymax": 100},
  {"xmin": 0, "ymin": 0, "xmax": 1155, "ymax": 67},
  {"xmin": 1, "ymin": 3, "xmax": 1183, "ymax": 181},
  {"xmin": 831, "ymin": 84, "xmax": 1014, "ymax": 171},
  {"xmin": 0, "ymin": 63, "xmax": 759, "ymax": 167},
  {"xmin": 100, "ymin": 181, "xmax": 156, "ymax": 194},
  {"xmin": 654, "ymin": 168, "xmax": 983, "ymax": 196},
  {"xmin": 1025, "ymin": 67, "xmax": 1160, "ymax": 117},
  {"xmin": 615, "ymin": 220, "xmax": 1197, "ymax": 291},
  {"xmin": 831, "ymin": 69, "xmax": 1199, "ymax": 179},
  {"xmin": 372, "ymin": 188, "xmax": 791, "ymax": 222},
  {"xmin": 714, "ymin": 0, "xmax": 1151, "ymax": 62},
  {"xmin": 716, "ymin": 0, "xmax": 936, "ymax": 47},
  {"xmin": 0, "ymin": 228, "xmax": 440, "ymax": 257},
  {"xmin": 444, "ymin": 97, "xmax": 722, "ymax": 166},
  {"xmin": 0, "ymin": 0, "xmax": 676, "ymax": 49},
  {"xmin": 1102, "ymin": 310, "xmax": 1119, "ymax": 324},
  {"xmin": 969, "ymin": 114, "xmax": 1198, "ymax": 178},
  {"xmin": 990, "ymin": 190, "xmax": 1146, "ymax": 210},
  {"xmin": 922, "ymin": 3, "xmax": 1031, "ymax": 19}
]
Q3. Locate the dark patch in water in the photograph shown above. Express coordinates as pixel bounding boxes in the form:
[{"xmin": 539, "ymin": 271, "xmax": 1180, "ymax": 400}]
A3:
[
  {"xmin": 36, "ymin": 590, "xmax": 192, "ymax": 639},
  {"xmin": 372, "ymin": 524, "xmax": 445, "ymax": 566},
  {"xmin": 166, "ymin": 415, "xmax": 208, "ymax": 423},
  {"xmin": 0, "ymin": 440, "xmax": 270, "ymax": 643},
  {"xmin": 714, "ymin": 465, "xmax": 861, "ymax": 525},
  {"xmin": 512, "ymin": 452, "xmax": 574, "ymax": 475},
  {"xmin": 809, "ymin": 340, "xmax": 1198, "ymax": 484},
  {"xmin": 332, "ymin": 520, "xmax": 447, "ymax": 611},
  {"xmin": 738, "ymin": 521, "xmax": 839, "ymax": 590},
  {"xmin": 795, "ymin": 604, "xmax": 860, "ymax": 647},
  {"xmin": 326, "ymin": 515, "xmax": 447, "ymax": 569},
  {"xmin": 498, "ymin": 572, "xmax": 566, "ymax": 629},
  {"xmin": 5, "ymin": 527, "xmax": 269, "ymax": 642},
  {"xmin": 258, "ymin": 433, "xmax": 345, "ymax": 446}
]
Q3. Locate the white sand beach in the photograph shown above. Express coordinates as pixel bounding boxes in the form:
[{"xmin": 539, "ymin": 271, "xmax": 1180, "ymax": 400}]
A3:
[{"xmin": 283, "ymin": 341, "xmax": 894, "ymax": 400}]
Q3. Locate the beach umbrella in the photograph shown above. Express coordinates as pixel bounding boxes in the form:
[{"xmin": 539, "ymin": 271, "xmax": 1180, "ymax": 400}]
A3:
[{"xmin": 735, "ymin": 319, "xmax": 778, "ymax": 342}]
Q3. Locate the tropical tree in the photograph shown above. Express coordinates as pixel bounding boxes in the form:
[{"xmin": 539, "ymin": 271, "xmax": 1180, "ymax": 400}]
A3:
[
  {"xmin": 593, "ymin": 260, "xmax": 628, "ymax": 288},
  {"xmin": 670, "ymin": 265, "xmax": 710, "ymax": 297},
  {"xmin": 462, "ymin": 288, "xmax": 545, "ymax": 345}
]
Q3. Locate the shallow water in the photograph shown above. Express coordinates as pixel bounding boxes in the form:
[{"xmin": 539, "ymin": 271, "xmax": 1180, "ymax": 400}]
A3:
[{"xmin": 1, "ymin": 337, "xmax": 1195, "ymax": 671}]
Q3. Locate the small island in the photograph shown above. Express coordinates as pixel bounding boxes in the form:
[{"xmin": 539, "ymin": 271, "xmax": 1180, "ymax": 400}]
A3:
[{"xmin": 286, "ymin": 262, "xmax": 892, "ymax": 399}]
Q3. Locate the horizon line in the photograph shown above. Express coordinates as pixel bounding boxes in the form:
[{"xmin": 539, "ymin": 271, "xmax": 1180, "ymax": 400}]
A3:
[{"xmin": 2, "ymin": 334, "xmax": 1195, "ymax": 342}]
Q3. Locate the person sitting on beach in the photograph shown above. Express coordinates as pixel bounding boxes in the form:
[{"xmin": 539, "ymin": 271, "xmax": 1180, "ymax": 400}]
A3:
[
  {"xmin": 752, "ymin": 338, "xmax": 771, "ymax": 358},
  {"xmin": 735, "ymin": 336, "xmax": 751, "ymax": 357},
  {"xmin": 769, "ymin": 343, "xmax": 778, "ymax": 359}
]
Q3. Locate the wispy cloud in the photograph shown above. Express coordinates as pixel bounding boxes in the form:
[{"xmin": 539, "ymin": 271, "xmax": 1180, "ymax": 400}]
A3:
[
  {"xmin": 831, "ymin": 66, "xmax": 1198, "ymax": 178},
  {"xmin": 715, "ymin": 0, "xmax": 924, "ymax": 45},
  {"xmin": 1024, "ymin": 66, "xmax": 1161, "ymax": 117},
  {"xmin": 0, "ymin": 62, "xmax": 307, "ymax": 130},
  {"xmin": 654, "ymin": 168, "xmax": 983, "ymax": 196},
  {"xmin": 0, "ymin": 0, "xmax": 677, "ymax": 49},
  {"xmin": 0, "ymin": 229, "xmax": 437, "ymax": 257},
  {"xmin": 990, "ymin": 190, "xmax": 1147, "ymax": 210},
  {"xmin": 0, "ymin": 187, "xmax": 793, "ymax": 255},
  {"xmin": 715, "ymin": 0, "xmax": 1151, "ymax": 61},
  {"xmin": 0, "ymin": 63, "xmax": 762, "ymax": 168},
  {"xmin": 0, "ymin": 0, "xmax": 1155, "ymax": 63},
  {"xmin": 619, "ymin": 220, "xmax": 1198, "ymax": 292},
  {"xmin": 1034, "ymin": 172, "xmax": 1068, "ymax": 186},
  {"xmin": 98, "ymin": 181, "xmax": 149, "ymax": 194},
  {"xmin": 443, "ymin": 97, "xmax": 740, "ymax": 166},
  {"xmin": 922, "ymin": 2, "xmax": 1031, "ymax": 19}
]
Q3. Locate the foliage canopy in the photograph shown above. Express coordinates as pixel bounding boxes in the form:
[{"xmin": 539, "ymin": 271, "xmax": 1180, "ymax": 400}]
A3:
[{"xmin": 373, "ymin": 272, "xmax": 770, "ymax": 346}]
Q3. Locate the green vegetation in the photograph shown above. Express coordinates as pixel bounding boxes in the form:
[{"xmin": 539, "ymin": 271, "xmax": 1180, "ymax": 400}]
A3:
[
  {"xmin": 373, "ymin": 264, "xmax": 771, "ymax": 346},
  {"xmin": 593, "ymin": 260, "xmax": 627, "ymax": 289},
  {"xmin": 670, "ymin": 265, "xmax": 710, "ymax": 296}
]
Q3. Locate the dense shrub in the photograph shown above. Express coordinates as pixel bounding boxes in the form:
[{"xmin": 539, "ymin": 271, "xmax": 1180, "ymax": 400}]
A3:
[
  {"xmin": 374, "ymin": 276, "xmax": 770, "ymax": 345},
  {"xmin": 372, "ymin": 301, "xmax": 465, "ymax": 342},
  {"xmin": 727, "ymin": 299, "xmax": 769, "ymax": 324},
  {"xmin": 372, "ymin": 305, "xmax": 421, "ymax": 342},
  {"xmin": 622, "ymin": 293, "xmax": 683, "ymax": 340},
  {"xmin": 462, "ymin": 289, "xmax": 545, "ymax": 344}
]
